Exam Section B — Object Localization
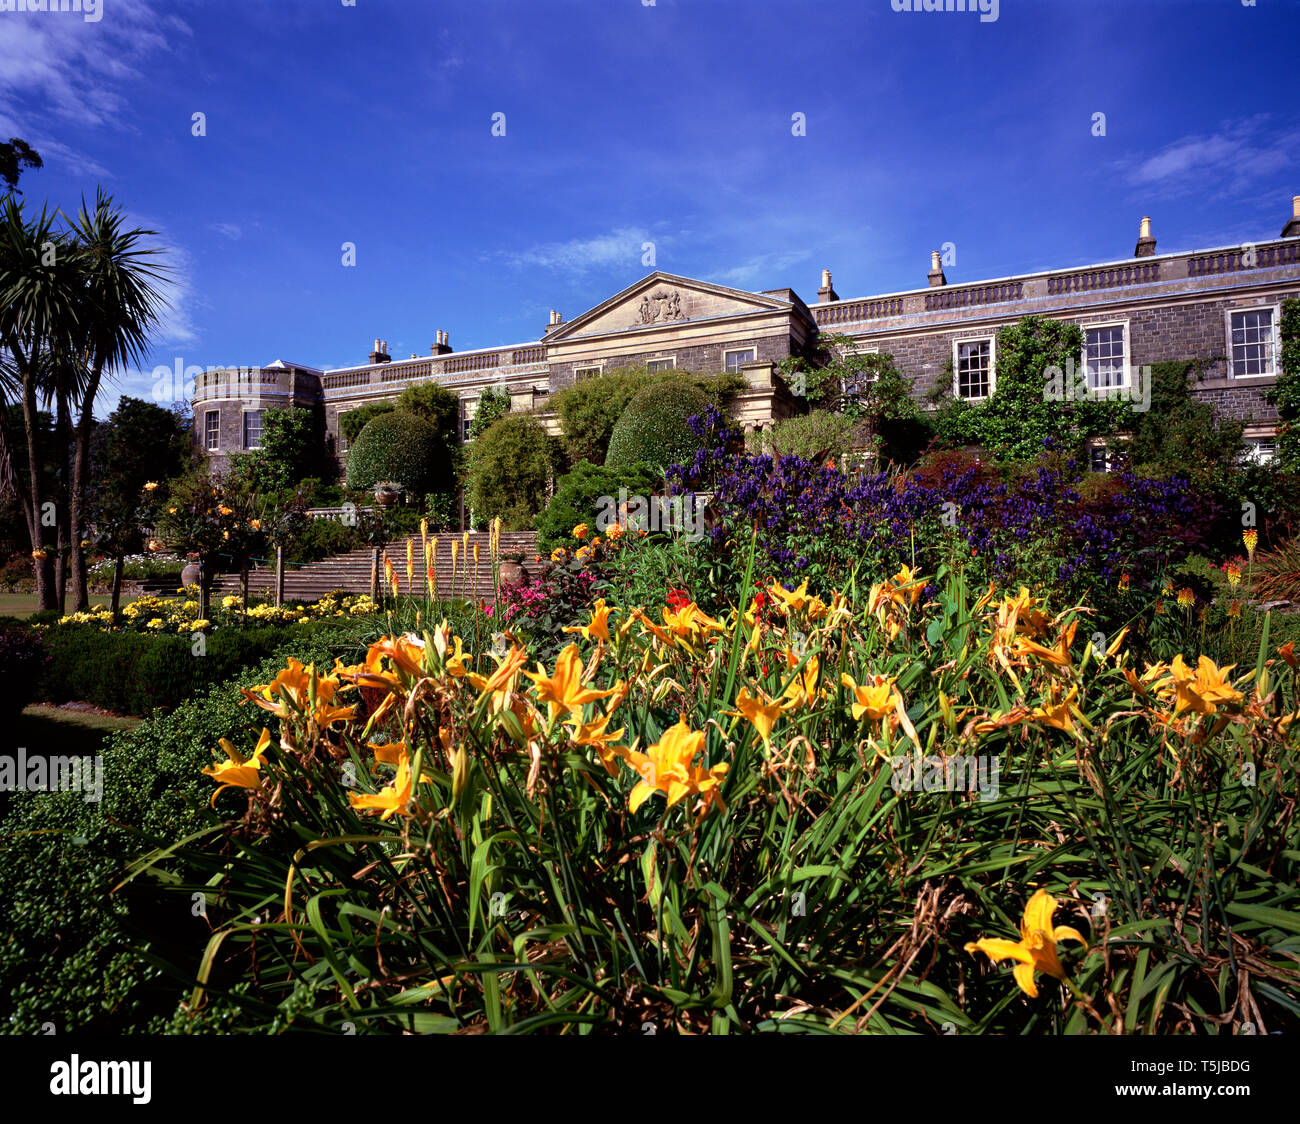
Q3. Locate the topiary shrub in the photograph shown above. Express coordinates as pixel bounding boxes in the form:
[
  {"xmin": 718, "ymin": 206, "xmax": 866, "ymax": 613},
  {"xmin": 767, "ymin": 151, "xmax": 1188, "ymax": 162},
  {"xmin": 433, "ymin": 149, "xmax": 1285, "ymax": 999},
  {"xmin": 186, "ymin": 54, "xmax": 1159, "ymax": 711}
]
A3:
[
  {"xmin": 466, "ymin": 413, "xmax": 551, "ymax": 530},
  {"xmin": 605, "ymin": 380, "xmax": 712, "ymax": 471},
  {"xmin": 0, "ymin": 619, "xmax": 49, "ymax": 722},
  {"xmin": 346, "ymin": 410, "xmax": 446, "ymax": 495},
  {"xmin": 534, "ymin": 461, "xmax": 667, "ymax": 553}
]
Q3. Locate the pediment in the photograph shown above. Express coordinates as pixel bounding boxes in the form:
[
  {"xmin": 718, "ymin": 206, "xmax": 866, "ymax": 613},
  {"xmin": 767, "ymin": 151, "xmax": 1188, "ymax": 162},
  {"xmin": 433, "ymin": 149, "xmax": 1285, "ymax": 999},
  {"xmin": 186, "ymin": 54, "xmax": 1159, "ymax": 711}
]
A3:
[{"xmin": 546, "ymin": 273, "xmax": 793, "ymax": 341}]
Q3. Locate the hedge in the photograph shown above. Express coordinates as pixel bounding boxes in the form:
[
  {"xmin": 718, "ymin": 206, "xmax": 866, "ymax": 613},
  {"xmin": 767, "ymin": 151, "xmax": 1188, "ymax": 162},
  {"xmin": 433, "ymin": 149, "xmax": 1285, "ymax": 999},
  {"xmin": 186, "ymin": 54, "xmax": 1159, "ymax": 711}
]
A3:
[{"xmin": 604, "ymin": 380, "xmax": 712, "ymax": 471}]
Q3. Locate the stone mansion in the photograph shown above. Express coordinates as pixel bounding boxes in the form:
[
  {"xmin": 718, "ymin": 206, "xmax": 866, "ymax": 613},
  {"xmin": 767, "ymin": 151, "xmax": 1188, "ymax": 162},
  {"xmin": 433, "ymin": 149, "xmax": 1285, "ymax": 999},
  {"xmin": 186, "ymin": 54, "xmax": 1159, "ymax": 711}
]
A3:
[{"xmin": 194, "ymin": 195, "xmax": 1300, "ymax": 476}]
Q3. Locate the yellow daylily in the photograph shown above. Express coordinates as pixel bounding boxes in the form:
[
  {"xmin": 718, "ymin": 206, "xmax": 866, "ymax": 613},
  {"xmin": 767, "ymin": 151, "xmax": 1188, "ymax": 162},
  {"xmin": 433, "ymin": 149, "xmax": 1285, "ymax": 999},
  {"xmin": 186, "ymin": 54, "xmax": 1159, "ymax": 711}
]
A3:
[
  {"xmin": 348, "ymin": 743, "xmax": 430, "ymax": 820},
  {"xmin": 964, "ymin": 888, "xmax": 1088, "ymax": 998},
  {"xmin": 1159, "ymin": 654, "xmax": 1243, "ymax": 717},
  {"xmin": 523, "ymin": 643, "xmax": 615, "ymax": 720},
  {"xmin": 840, "ymin": 672, "xmax": 898, "ymax": 722},
  {"xmin": 767, "ymin": 579, "xmax": 811, "ymax": 614},
  {"xmin": 202, "ymin": 727, "xmax": 273, "ymax": 805},
  {"xmin": 780, "ymin": 652, "xmax": 821, "ymax": 711},
  {"xmin": 564, "ymin": 598, "xmax": 614, "ymax": 644},
  {"xmin": 621, "ymin": 719, "xmax": 728, "ymax": 817},
  {"xmin": 733, "ymin": 685, "xmax": 784, "ymax": 745}
]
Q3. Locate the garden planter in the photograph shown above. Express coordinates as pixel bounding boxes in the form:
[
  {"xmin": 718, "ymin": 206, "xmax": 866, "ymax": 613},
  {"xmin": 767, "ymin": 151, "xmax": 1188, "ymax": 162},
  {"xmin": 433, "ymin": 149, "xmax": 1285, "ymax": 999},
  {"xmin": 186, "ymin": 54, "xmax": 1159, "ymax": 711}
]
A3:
[
  {"xmin": 374, "ymin": 490, "xmax": 397, "ymax": 508},
  {"xmin": 500, "ymin": 560, "xmax": 528, "ymax": 588},
  {"xmin": 181, "ymin": 562, "xmax": 201, "ymax": 588}
]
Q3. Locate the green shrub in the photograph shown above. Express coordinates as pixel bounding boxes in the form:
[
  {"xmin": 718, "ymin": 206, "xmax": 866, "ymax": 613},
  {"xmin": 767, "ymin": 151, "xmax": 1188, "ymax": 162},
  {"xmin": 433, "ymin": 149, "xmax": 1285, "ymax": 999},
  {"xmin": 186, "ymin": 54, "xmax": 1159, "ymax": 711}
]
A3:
[
  {"xmin": 534, "ymin": 460, "xmax": 666, "ymax": 553},
  {"xmin": 286, "ymin": 516, "xmax": 365, "ymax": 565},
  {"xmin": 0, "ymin": 626, "xmax": 369, "ymax": 1034},
  {"xmin": 0, "ymin": 619, "xmax": 48, "ymax": 722},
  {"xmin": 339, "ymin": 402, "xmax": 395, "ymax": 447},
  {"xmin": 346, "ymin": 409, "xmax": 448, "ymax": 495},
  {"xmin": 466, "ymin": 413, "xmax": 551, "ymax": 530},
  {"xmin": 551, "ymin": 367, "xmax": 745, "ymax": 466},
  {"xmin": 605, "ymin": 380, "xmax": 712, "ymax": 471},
  {"xmin": 757, "ymin": 410, "xmax": 858, "ymax": 462},
  {"xmin": 34, "ymin": 621, "xmax": 355, "ymax": 716}
]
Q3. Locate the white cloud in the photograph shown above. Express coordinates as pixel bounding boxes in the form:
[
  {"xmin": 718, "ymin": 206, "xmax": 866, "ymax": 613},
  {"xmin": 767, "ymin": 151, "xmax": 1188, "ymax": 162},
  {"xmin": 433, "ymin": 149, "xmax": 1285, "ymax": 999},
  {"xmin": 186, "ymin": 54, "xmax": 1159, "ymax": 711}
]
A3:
[
  {"xmin": 210, "ymin": 222, "xmax": 242, "ymax": 240},
  {"xmin": 1126, "ymin": 117, "xmax": 1300, "ymax": 198},
  {"xmin": 498, "ymin": 226, "xmax": 654, "ymax": 273},
  {"xmin": 0, "ymin": 0, "xmax": 190, "ymax": 172}
]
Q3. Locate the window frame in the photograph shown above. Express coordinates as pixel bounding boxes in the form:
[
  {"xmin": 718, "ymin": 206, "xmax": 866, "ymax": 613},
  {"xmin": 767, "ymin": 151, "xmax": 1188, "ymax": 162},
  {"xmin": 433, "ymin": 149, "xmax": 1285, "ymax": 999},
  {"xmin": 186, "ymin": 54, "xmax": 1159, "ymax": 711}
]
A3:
[
  {"xmin": 723, "ymin": 347, "xmax": 758, "ymax": 374},
  {"xmin": 204, "ymin": 410, "xmax": 220, "ymax": 452},
  {"xmin": 572, "ymin": 363, "xmax": 603, "ymax": 382},
  {"xmin": 1226, "ymin": 304, "xmax": 1281, "ymax": 380},
  {"xmin": 1080, "ymin": 319, "xmax": 1131, "ymax": 393},
  {"xmin": 951, "ymin": 336, "xmax": 996, "ymax": 402},
  {"xmin": 645, "ymin": 356, "xmax": 676, "ymax": 372},
  {"xmin": 336, "ymin": 409, "xmax": 351, "ymax": 452},
  {"xmin": 242, "ymin": 408, "xmax": 264, "ymax": 451}
]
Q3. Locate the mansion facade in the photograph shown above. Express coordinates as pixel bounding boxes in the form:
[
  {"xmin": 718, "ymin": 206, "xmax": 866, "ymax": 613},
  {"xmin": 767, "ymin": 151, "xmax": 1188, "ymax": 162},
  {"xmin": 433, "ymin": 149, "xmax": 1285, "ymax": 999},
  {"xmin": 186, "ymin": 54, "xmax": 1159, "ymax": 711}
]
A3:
[{"xmin": 194, "ymin": 195, "xmax": 1300, "ymax": 477}]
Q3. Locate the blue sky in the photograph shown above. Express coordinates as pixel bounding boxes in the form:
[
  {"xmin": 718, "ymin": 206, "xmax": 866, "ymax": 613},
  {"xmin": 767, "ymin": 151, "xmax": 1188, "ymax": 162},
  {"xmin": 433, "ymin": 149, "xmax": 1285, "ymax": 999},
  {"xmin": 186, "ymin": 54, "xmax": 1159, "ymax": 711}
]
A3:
[{"xmin": 2, "ymin": 0, "xmax": 1298, "ymax": 415}]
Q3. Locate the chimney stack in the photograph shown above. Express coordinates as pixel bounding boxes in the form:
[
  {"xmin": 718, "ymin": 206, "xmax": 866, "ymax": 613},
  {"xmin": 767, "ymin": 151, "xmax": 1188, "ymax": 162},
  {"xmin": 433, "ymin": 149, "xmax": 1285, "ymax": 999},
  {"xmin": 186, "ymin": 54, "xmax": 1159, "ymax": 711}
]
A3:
[
  {"xmin": 369, "ymin": 338, "xmax": 391, "ymax": 364},
  {"xmin": 544, "ymin": 309, "xmax": 565, "ymax": 334},
  {"xmin": 817, "ymin": 269, "xmax": 839, "ymax": 303},
  {"xmin": 1134, "ymin": 216, "xmax": 1157, "ymax": 257},
  {"xmin": 1282, "ymin": 195, "xmax": 1300, "ymax": 238},
  {"xmin": 432, "ymin": 330, "xmax": 452, "ymax": 355},
  {"xmin": 927, "ymin": 250, "xmax": 947, "ymax": 287}
]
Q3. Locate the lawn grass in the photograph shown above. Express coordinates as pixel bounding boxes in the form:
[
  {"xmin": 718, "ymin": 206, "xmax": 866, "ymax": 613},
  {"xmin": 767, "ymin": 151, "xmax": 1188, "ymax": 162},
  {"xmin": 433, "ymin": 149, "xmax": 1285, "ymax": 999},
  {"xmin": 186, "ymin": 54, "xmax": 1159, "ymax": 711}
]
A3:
[
  {"xmin": 0, "ymin": 593, "xmax": 115, "ymax": 619},
  {"xmin": 14, "ymin": 704, "xmax": 141, "ymax": 752}
]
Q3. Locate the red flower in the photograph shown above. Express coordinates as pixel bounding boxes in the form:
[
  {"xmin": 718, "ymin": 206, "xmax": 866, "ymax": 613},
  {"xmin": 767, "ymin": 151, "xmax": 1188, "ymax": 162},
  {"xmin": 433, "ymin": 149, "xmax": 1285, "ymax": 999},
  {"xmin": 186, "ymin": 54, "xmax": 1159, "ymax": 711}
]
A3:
[{"xmin": 667, "ymin": 587, "xmax": 691, "ymax": 610}]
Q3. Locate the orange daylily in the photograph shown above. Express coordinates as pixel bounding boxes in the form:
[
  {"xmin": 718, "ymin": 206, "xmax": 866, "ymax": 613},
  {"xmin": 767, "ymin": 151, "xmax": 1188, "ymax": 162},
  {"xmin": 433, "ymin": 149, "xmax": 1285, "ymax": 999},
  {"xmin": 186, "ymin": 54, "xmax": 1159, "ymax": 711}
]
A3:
[
  {"xmin": 964, "ymin": 889, "xmax": 1088, "ymax": 998},
  {"xmin": 564, "ymin": 598, "xmax": 614, "ymax": 644},
  {"xmin": 348, "ymin": 743, "xmax": 431, "ymax": 820},
  {"xmin": 621, "ymin": 719, "xmax": 728, "ymax": 817},
  {"xmin": 524, "ymin": 643, "xmax": 616, "ymax": 721},
  {"xmin": 733, "ymin": 685, "xmax": 784, "ymax": 746},
  {"xmin": 202, "ymin": 727, "xmax": 273, "ymax": 805},
  {"xmin": 840, "ymin": 672, "xmax": 899, "ymax": 721}
]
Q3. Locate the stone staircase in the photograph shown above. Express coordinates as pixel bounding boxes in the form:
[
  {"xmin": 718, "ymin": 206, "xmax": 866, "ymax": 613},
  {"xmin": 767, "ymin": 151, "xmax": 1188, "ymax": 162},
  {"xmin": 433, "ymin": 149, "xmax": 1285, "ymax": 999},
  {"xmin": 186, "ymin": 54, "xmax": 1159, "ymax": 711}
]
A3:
[{"xmin": 211, "ymin": 531, "xmax": 539, "ymax": 602}]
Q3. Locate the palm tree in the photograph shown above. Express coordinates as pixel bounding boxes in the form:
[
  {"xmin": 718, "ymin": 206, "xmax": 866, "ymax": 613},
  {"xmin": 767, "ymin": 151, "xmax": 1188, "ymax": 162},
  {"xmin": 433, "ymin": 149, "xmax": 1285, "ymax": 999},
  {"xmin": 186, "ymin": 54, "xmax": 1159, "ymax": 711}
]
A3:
[
  {"xmin": 0, "ymin": 195, "xmax": 80, "ymax": 610},
  {"xmin": 65, "ymin": 190, "xmax": 168, "ymax": 610}
]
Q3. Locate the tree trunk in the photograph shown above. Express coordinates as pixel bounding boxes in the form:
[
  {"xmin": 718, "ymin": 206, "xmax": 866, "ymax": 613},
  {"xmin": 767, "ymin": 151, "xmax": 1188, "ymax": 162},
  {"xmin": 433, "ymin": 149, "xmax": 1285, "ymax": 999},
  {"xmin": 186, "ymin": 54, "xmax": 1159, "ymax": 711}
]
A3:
[
  {"xmin": 69, "ymin": 360, "xmax": 104, "ymax": 612},
  {"xmin": 54, "ymin": 388, "xmax": 72, "ymax": 616},
  {"xmin": 110, "ymin": 554, "xmax": 124, "ymax": 617},
  {"xmin": 241, "ymin": 565, "xmax": 250, "ymax": 612},
  {"xmin": 21, "ymin": 373, "xmax": 55, "ymax": 611},
  {"xmin": 199, "ymin": 564, "xmax": 212, "ymax": 625},
  {"xmin": 275, "ymin": 545, "xmax": 284, "ymax": 607}
]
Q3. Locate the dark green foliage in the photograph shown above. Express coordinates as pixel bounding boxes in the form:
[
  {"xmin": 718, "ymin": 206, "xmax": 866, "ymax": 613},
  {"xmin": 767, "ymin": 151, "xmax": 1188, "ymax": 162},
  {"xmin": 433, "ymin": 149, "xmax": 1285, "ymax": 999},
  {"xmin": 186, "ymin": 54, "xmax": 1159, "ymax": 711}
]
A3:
[
  {"xmin": 0, "ymin": 627, "xmax": 368, "ymax": 1034},
  {"xmin": 227, "ymin": 407, "xmax": 324, "ymax": 492},
  {"xmin": 1265, "ymin": 298, "xmax": 1300, "ymax": 473},
  {"xmin": 534, "ymin": 460, "xmax": 666, "ymax": 553},
  {"xmin": 466, "ymin": 413, "xmax": 551, "ymax": 529},
  {"xmin": 0, "ymin": 137, "xmax": 42, "ymax": 193},
  {"xmin": 759, "ymin": 410, "xmax": 858, "ymax": 461},
  {"xmin": 339, "ymin": 402, "xmax": 395, "ymax": 446},
  {"xmin": 550, "ymin": 366, "xmax": 745, "ymax": 466},
  {"xmin": 285, "ymin": 516, "xmax": 364, "ymax": 565},
  {"xmin": 34, "ymin": 621, "xmax": 350, "ymax": 716},
  {"xmin": 345, "ymin": 410, "xmax": 446, "ymax": 495},
  {"xmin": 933, "ymin": 315, "xmax": 1129, "ymax": 461},
  {"xmin": 0, "ymin": 618, "xmax": 48, "ymax": 721},
  {"xmin": 605, "ymin": 380, "xmax": 712, "ymax": 471},
  {"xmin": 468, "ymin": 385, "xmax": 511, "ymax": 441},
  {"xmin": 1125, "ymin": 361, "xmax": 1243, "ymax": 500}
]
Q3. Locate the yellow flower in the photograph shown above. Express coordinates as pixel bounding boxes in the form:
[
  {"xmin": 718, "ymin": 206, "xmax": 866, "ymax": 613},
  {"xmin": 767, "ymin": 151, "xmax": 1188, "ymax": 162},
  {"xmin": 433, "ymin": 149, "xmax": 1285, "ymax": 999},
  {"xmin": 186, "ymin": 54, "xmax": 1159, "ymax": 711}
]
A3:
[
  {"xmin": 1225, "ymin": 562, "xmax": 1241, "ymax": 588},
  {"xmin": 348, "ymin": 743, "xmax": 429, "ymax": 820},
  {"xmin": 218, "ymin": 505, "xmax": 233, "ymax": 516},
  {"xmin": 1159, "ymin": 654, "xmax": 1243, "ymax": 717},
  {"xmin": 143, "ymin": 481, "xmax": 159, "ymax": 492},
  {"xmin": 1030, "ymin": 685, "xmax": 1079, "ymax": 734},
  {"xmin": 767, "ymin": 579, "xmax": 811, "ymax": 614},
  {"xmin": 780, "ymin": 652, "xmax": 821, "ymax": 711},
  {"xmin": 524, "ymin": 643, "xmax": 616, "ymax": 721},
  {"xmin": 607, "ymin": 522, "xmax": 625, "ymax": 542},
  {"xmin": 31, "ymin": 549, "xmax": 47, "ymax": 561},
  {"xmin": 250, "ymin": 519, "xmax": 261, "ymax": 531},
  {"xmin": 1176, "ymin": 587, "xmax": 1194, "ymax": 610},
  {"xmin": 550, "ymin": 547, "xmax": 567, "ymax": 562},
  {"xmin": 202, "ymin": 727, "xmax": 272, "ymax": 806},
  {"xmin": 621, "ymin": 719, "xmax": 728, "ymax": 816},
  {"xmin": 964, "ymin": 888, "xmax": 1088, "ymax": 998},
  {"xmin": 563, "ymin": 598, "xmax": 613, "ymax": 644},
  {"xmin": 572, "ymin": 523, "xmax": 589, "ymax": 541},
  {"xmin": 1243, "ymin": 529, "xmax": 1258, "ymax": 559},
  {"xmin": 1117, "ymin": 573, "xmax": 1130, "ymax": 594},
  {"xmin": 733, "ymin": 685, "xmax": 783, "ymax": 746},
  {"xmin": 840, "ymin": 672, "xmax": 898, "ymax": 722}
]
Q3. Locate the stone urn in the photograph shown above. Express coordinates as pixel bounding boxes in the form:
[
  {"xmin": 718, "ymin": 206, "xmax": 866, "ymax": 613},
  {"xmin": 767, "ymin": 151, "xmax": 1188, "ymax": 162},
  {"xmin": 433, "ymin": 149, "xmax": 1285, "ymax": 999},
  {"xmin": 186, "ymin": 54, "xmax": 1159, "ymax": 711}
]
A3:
[
  {"xmin": 499, "ymin": 557, "xmax": 529, "ymax": 588},
  {"xmin": 374, "ymin": 487, "xmax": 398, "ymax": 508},
  {"xmin": 181, "ymin": 561, "xmax": 201, "ymax": 588}
]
